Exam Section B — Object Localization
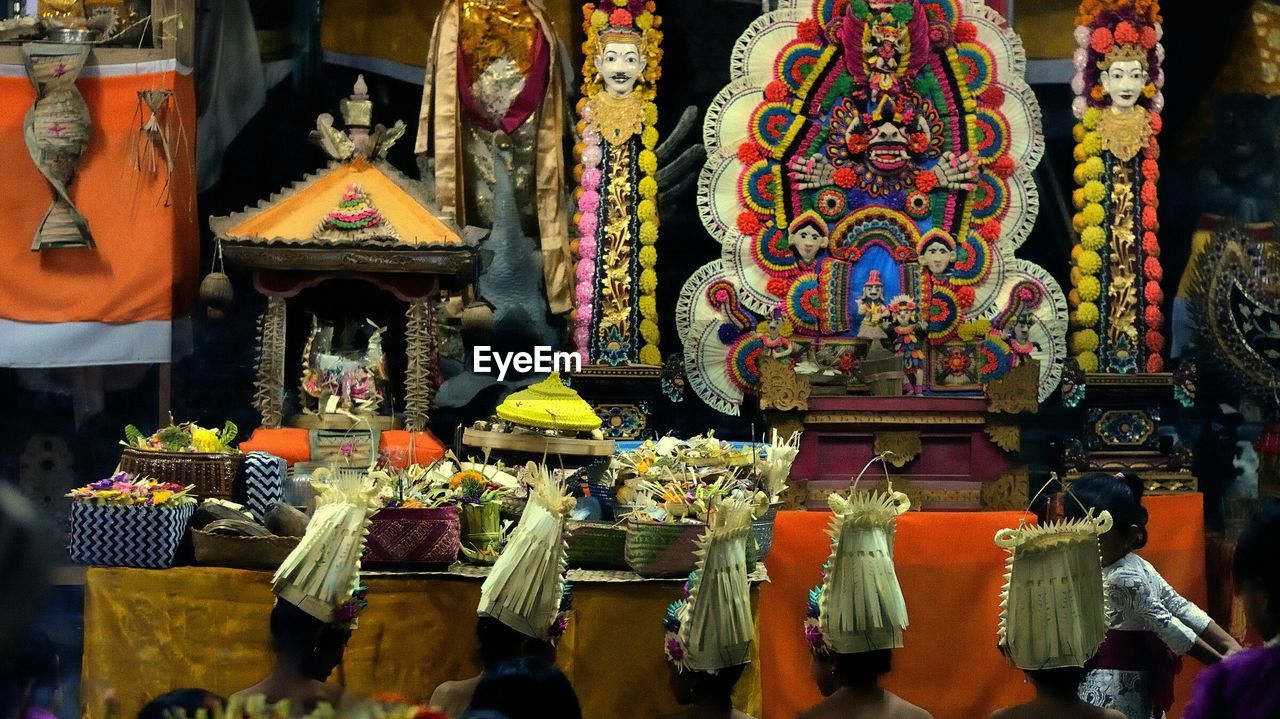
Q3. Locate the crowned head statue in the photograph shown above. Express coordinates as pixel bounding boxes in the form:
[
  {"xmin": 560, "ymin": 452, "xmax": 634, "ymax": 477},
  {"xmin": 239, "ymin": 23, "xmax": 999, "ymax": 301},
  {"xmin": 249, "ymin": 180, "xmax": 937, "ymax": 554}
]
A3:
[
  {"xmin": 585, "ymin": 1, "xmax": 660, "ymax": 101},
  {"xmin": 1098, "ymin": 43, "xmax": 1149, "ymax": 112}
]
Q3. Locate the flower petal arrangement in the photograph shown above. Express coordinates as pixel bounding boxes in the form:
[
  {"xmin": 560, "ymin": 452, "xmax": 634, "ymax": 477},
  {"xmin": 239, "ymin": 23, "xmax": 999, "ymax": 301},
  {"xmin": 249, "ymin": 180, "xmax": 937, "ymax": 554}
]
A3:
[
  {"xmin": 123, "ymin": 419, "xmax": 239, "ymax": 455},
  {"xmin": 66, "ymin": 472, "xmax": 196, "ymax": 508}
]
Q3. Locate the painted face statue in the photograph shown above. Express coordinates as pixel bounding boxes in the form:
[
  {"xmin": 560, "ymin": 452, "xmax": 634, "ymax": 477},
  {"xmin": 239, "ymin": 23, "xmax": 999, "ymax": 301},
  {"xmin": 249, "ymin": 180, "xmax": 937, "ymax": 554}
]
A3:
[
  {"xmin": 919, "ymin": 238, "xmax": 956, "ymax": 276},
  {"xmin": 597, "ymin": 38, "xmax": 646, "ymax": 97},
  {"xmin": 863, "ymin": 283, "xmax": 884, "ymax": 302},
  {"xmin": 791, "ymin": 225, "xmax": 826, "ymax": 263},
  {"xmin": 1100, "ymin": 58, "xmax": 1147, "ymax": 110},
  {"xmin": 893, "ymin": 306, "xmax": 916, "ymax": 326}
]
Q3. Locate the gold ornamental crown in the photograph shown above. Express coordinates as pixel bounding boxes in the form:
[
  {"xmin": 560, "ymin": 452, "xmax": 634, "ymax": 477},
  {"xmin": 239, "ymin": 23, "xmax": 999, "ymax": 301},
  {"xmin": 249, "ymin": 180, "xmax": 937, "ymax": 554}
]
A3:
[{"xmin": 1098, "ymin": 43, "xmax": 1149, "ymax": 71}]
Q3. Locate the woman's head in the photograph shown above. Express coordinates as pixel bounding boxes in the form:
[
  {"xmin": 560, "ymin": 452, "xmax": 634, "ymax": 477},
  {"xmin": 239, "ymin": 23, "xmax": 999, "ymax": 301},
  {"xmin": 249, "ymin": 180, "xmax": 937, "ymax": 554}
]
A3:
[
  {"xmin": 268, "ymin": 600, "xmax": 351, "ymax": 681},
  {"xmin": 468, "ymin": 657, "xmax": 581, "ymax": 719},
  {"xmin": 810, "ymin": 649, "xmax": 891, "ymax": 696},
  {"xmin": 668, "ymin": 663, "xmax": 746, "ymax": 706},
  {"xmin": 1234, "ymin": 510, "xmax": 1280, "ymax": 641},
  {"xmin": 1063, "ymin": 472, "xmax": 1146, "ymax": 563},
  {"xmin": 137, "ymin": 689, "xmax": 224, "ymax": 719},
  {"xmin": 1025, "ymin": 666, "xmax": 1087, "ymax": 701},
  {"xmin": 476, "ymin": 616, "xmax": 554, "ymax": 671}
]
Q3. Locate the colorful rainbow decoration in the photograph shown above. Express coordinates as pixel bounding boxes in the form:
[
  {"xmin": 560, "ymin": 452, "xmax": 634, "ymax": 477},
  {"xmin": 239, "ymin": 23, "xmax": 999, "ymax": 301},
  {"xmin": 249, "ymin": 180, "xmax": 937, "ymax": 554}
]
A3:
[{"xmin": 676, "ymin": 0, "xmax": 1068, "ymax": 415}]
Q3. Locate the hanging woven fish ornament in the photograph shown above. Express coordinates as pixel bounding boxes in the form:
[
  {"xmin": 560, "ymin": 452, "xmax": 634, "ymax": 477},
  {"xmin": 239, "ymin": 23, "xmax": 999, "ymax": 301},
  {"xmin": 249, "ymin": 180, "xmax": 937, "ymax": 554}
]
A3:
[{"xmin": 23, "ymin": 42, "xmax": 94, "ymax": 250}]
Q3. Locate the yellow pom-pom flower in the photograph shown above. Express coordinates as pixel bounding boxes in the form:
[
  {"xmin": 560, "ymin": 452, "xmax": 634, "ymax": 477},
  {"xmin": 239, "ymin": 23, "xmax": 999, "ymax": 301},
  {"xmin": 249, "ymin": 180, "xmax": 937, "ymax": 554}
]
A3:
[
  {"xmin": 1076, "ymin": 249, "xmax": 1102, "ymax": 274},
  {"xmin": 1080, "ymin": 226, "xmax": 1105, "ymax": 251},
  {"xmin": 636, "ymin": 13, "xmax": 653, "ymax": 31},
  {"xmin": 638, "ymin": 199, "xmax": 657, "ymax": 223},
  {"xmin": 1081, "ymin": 203, "xmax": 1105, "ymax": 226},
  {"xmin": 640, "ymin": 220, "xmax": 659, "ymax": 245},
  {"xmin": 1072, "ymin": 301, "xmax": 1100, "ymax": 327},
  {"xmin": 1073, "ymin": 144, "xmax": 1087, "ymax": 163},
  {"xmin": 1072, "ymin": 124, "xmax": 1086, "ymax": 143},
  {"xmin": 1077, "ymin": 275, "xmax": 1101, "ymax": 301},
  {"xmin": 639, "ymin": 295, "xmax": 657, "ymax": 319},
  {"xmin": 643, "ymin": 102, "xmax": 658, "ymax": 126},
  {"xmin": 639, "ymin": 176, "xmax": 658, "ymax": 200},
  {"xmin": 591, "ymin": 10, "xmax": 608, "ymax": 28},
  {"xmin": 642, "ymin": 126, "xmax": 659, "ymax": 150},
  {"xmin": 1082, "ymin": 156, "xmax": 1104, "ymax": 180},
  {"xmin": 640, "ymin": 319, "xmax": 660, "ymax": 344},
  {"xmin": 640, "ymin": 268, "xmax": 658, "ymax": 293},
  {"xmin": 639, "ymin": 344, "xmax": 662, "ymax": 366},
  {"xmin": 1069, "ymin": 329, "xmax": 1099, "ymax": 354},
  {"xmin": 1072, "ymin": 188, "xmax": 1086, "ymax": 210},
  {"xmin": 639, "ymin": 245, "xmax": 657, "ymax": 268},
  {"xmin": 1081, "ymin": 133, "xmax": 1102, "ymax": 156},
  {"xmin": 1070, "ymin": 266, "xmax": 1083, "ymax": 286},
  {"xmin": 1082, "ymin": 108, "xmax": 1102, "ymax": 130},
  {"xmin": 639, "ymin": 149, "xmax": 658, "ymax": 175},
  {"xmin": 1073, "ymin": 166, "xmax": 1089, "ymax": 186},
  {"xmin": 1083, "ymin": 180, "xmax": 1105, "ymax": 203},
  {"xmin": 1076, "ymin": 351, "xmax": 1099, "ymax": 372}
]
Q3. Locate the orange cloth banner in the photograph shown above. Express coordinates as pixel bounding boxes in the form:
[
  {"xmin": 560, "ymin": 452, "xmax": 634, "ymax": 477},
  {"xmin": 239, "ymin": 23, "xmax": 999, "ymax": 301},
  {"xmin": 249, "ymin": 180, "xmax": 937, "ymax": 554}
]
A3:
[
  {"xmin": 760, "ymin": 494, "xmax": 1208, "ymax": 719},
  {"xmin": 0, "ymin": 69, "xmax": 197, "ymax": 323}
]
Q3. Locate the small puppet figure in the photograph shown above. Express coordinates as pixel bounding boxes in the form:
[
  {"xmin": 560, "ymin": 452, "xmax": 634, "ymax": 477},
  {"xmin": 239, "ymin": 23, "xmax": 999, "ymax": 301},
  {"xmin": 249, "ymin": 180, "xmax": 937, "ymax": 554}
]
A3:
[
  {"xmin": 888, "ymin": 295, "xmax": 924, "ymax": 395},
  {"xmin": 856, "ymin": 270, "xmax": 890, "ymax": 340},
  {"xmin": 757, "ymin": 308, "xmax": 795, "ymax": 362},
  {"xmin": 1006, "ymin": 312, "xmax": 1036, "ymax": 364}
]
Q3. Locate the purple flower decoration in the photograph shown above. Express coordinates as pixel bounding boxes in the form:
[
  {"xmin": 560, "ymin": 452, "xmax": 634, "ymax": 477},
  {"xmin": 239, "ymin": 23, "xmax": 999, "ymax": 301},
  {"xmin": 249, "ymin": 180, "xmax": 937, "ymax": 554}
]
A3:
[
  {"xmin": 665, "ymin": 636, "xmax": 684, "ymax": 661},
  {"xmin": 549, "ymin": 614, "xmax": 569, "ymax": 639},
  {"xmin": 335, "ymin": 601, "xmax": 360, "ymax": 623},
  {"xmin": 804, "ymin": 621, "xmax": 826, "ymax": 650},
  {"xmin": 340, "ymin": 442, "xmax": 356, "ymax": 458}
]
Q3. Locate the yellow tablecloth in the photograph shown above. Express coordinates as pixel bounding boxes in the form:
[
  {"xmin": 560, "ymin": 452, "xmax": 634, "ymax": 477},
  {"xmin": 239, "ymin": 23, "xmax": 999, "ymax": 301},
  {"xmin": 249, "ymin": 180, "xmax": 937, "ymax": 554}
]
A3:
[{"xmin": 81, "ymin": 566, "xmax": 762, "ymax": 719}]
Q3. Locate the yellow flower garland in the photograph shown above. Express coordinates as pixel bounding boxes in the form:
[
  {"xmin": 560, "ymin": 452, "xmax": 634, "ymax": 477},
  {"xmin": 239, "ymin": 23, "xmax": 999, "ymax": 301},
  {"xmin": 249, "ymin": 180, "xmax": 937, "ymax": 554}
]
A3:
[{"xmin": 1069, "ymin": 107, "xmax": 1107, "ymax": 372}]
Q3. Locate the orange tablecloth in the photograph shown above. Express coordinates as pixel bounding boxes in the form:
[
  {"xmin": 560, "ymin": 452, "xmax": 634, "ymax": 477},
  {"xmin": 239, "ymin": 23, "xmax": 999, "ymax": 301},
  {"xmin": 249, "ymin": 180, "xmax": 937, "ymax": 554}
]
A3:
[
  {"xmin": 0, "ymin": 68, "xmax": 197, "ymax": 323},
  {"xmin": 759, "ymin": 494, "xmax": 1208, "ymax": 719}
]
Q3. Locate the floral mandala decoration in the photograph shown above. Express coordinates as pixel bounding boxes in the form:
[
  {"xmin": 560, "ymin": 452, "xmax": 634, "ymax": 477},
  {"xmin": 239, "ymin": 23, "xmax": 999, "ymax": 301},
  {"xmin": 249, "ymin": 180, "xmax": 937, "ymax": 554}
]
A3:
[
  {"xmin": 572, "ymin": 0, "xmax": 664, "ymax": 367},
  {"xmin": 676, "ymin": 0, "xmax": 1068, "ymax": 415},
  {"xmin": 1067, "ymin": 0, "xmax": 1165, "ymax": 374}
]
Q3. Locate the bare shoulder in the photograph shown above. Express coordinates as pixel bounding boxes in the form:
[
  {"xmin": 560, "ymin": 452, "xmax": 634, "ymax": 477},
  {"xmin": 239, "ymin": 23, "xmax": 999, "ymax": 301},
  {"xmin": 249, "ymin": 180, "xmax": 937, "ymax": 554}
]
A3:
[{"xmin": 886, "ymin": 691, "xmax": 933, "ymax": 719}]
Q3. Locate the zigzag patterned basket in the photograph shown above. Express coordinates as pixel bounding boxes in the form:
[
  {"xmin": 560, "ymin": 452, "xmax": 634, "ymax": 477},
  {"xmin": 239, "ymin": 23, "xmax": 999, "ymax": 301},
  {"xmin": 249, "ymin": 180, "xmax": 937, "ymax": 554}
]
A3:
[
  {"xmin": 365, "ymin": 506, "xmax": 460, "ymax": 566},
  {"xmin": 69, "ymin": 503, "xmax": 195, "ymax": 569}
]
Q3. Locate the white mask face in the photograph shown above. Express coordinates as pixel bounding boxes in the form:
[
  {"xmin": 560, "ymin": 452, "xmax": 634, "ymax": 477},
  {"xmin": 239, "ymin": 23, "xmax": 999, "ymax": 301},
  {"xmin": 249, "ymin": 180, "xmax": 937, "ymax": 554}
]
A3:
[
  {"xmin": 791, "ymin": 226, "xmax": 826, "ymax": 263},
  {"xmin": 597, "ymin": 41, "xmax": 646, "ymax": 96},
  {"xmin": 1100, "ymin": 59, "xmax": 1147, "ymax": 110}
]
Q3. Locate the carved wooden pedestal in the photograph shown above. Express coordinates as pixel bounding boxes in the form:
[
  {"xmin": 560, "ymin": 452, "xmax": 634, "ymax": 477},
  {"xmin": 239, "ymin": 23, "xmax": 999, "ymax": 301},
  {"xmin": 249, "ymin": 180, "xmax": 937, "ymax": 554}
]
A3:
[
  {"xmin": 565, "ymin": 364, "xmax": 672, "ymax": 440},
  {"xmin": 1062, "ymin": 370, "xmax": 1198, "ymax": 494}
]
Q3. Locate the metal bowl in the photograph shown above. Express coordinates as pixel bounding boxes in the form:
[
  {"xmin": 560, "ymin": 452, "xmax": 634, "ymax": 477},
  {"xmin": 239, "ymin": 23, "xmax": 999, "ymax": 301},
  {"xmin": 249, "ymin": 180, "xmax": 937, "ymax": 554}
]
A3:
[{"xmin": 47, "ymin": 28, "xmax": 98, "ymax": 43}]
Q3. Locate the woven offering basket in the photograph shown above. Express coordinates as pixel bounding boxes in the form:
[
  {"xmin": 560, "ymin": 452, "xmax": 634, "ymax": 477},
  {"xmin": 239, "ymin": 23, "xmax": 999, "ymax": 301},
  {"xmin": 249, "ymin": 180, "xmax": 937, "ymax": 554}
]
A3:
[
  {"xmin": 365, "ymin": 506, "xmax": 460, "ymax": 566},
  {"xmin": 566, "ymin": 520, "xmax": 628, "ymax": 570},
  {"xmin": 624, "ymin": 521, "xmax": 706, "ymax": 578},
  {"xmin": 119, "ymin": 448, "xmax": 243, "ymax": 500},
  {"xmin": 69, "ymin": 503, "xmax": 195, "ymax": 569},
  {"xmin": 191, "ymin": 529, "xmax": 300, "ymax": 571}
]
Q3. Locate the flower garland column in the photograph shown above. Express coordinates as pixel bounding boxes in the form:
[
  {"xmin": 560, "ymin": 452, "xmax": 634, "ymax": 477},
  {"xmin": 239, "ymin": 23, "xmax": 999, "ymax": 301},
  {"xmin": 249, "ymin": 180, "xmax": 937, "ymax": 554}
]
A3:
[
  {"xmin": 1068, "ymin": 0, "xmax": 1165, "ymax": 374},
  {"xmin": 571, "ymin": 0, "xmax": 663, "ymax": 367}
]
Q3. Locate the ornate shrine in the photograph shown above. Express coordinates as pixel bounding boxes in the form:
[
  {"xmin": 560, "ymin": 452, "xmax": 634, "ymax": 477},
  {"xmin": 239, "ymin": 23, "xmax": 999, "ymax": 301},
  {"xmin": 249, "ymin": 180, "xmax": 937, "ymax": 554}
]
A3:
[
  {"xmin": 676, "ymin": 0, "xmax": 1065, "ymax": 499},
  {"xmin": 212, "ymin": 78, "xmax": 474, "ymax": 444}
]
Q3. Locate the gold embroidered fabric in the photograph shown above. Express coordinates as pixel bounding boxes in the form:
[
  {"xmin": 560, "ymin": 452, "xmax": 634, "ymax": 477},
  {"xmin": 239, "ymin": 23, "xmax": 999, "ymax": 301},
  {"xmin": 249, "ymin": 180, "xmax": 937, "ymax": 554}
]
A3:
[
  {"xmin": 598, "ymin": 142, "xmax": 636, "ymax": 349},
  {"xmin": 416, "ymin": 0, "xmax": 572, "ymax": 314},
  {"xmin": 459, "ymin": 0, "xmax": 539, "ymax": 78},
  {"xmin": 1098, "ymin": 106, "xmax": 1151, "ymax": 162},
  {"xmin": 81, "ymin": 566, "xmax": 763, "ymax": 719},
  {"xmin": 587, "ymin": 92, "xmax": 645, "ymax": 147}
]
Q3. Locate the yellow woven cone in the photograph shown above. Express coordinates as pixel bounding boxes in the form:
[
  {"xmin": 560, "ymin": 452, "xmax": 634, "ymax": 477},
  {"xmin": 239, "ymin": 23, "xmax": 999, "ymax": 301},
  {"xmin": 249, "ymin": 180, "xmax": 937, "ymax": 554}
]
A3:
[{"xmin": 496, "ymin": 372, "xmax": 602, "ymax": 432}]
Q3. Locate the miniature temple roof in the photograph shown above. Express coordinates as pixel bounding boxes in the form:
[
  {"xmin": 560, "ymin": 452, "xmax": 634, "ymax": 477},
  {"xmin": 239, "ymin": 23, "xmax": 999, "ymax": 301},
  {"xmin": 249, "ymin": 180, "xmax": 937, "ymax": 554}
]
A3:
[{"xmin": 211, "ymin": 157, "xmax": 463, "ymax": 248}]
